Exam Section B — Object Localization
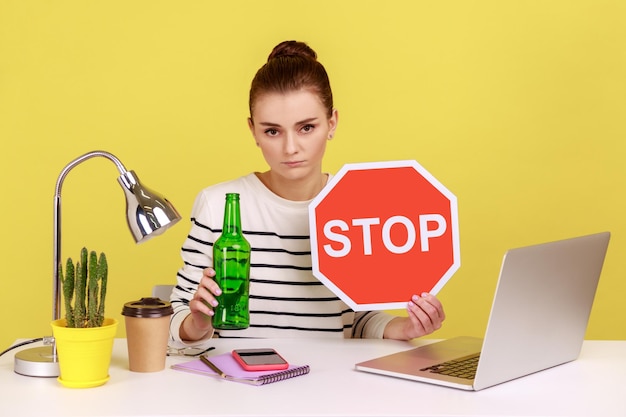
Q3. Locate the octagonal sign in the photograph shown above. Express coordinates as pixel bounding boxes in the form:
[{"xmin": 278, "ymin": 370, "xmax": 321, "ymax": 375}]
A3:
[{"xmin": 309, "ymin": 160, "xmax": 460, "ymax": 311}]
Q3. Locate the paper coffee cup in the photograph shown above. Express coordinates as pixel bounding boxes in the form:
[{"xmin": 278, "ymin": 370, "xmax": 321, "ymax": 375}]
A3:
[{"xmin": 122, "ymin": 297, "xmax": 173, "ymax": 372}]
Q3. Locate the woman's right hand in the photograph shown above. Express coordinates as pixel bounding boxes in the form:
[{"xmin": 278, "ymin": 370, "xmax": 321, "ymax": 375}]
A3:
[{"xmin": 180, "ymin": 267, "xmax": 222, "ymax": 341}]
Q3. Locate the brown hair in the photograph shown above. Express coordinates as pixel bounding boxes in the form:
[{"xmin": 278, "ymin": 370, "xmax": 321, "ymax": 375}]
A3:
[{"xmin": 249, "ymin": 40, "xmax": 334, "ymax": 119}]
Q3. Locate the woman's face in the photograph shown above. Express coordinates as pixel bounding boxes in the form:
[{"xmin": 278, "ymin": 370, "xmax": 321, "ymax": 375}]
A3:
[{"xmin": 248, "ymin": 89, "xmax": 337, "ymax": 184}]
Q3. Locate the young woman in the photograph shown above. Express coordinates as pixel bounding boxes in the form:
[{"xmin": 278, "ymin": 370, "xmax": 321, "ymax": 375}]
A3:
[{"xmin": 169, "ymin": 40, "xmax": 445, "ymax": 344}]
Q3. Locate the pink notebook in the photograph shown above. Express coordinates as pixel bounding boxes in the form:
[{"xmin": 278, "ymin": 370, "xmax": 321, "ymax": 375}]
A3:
[{"xmin": 171, "ymin": 352, "xmax": 310, "ymax": 385}]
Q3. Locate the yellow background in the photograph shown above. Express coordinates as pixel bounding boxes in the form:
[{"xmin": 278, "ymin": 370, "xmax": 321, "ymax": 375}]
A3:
[{"xmin": 1, "ymin": 1, "xmax": 624, "ymax": 351}]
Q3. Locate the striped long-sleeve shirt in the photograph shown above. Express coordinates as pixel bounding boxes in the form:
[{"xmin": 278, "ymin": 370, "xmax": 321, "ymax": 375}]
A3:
[{"xmin": 169, "ymin": 173, "xmax": 394, "ymax": 343}]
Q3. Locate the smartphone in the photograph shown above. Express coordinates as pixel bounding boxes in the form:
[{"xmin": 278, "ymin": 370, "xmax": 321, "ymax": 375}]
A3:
[{"xmin": 231, "ymin": 348, "xmax": 289, "ymax": 371}]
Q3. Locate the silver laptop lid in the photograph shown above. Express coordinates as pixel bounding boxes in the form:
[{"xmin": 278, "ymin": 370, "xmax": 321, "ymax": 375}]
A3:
[{"xmin": 474, "ymin": 232, "xmax": 610, "ymax": 390}]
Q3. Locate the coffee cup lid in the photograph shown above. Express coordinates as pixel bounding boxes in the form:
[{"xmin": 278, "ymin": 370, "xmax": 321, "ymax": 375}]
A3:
[{"xmin": 122, "ymin": 297, "xmax": 174, "ymax": 318}]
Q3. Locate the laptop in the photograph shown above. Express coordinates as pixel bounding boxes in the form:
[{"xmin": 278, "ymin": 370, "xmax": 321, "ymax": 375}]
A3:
[{"xmin": 355, "ymin": 232, "xmax": 610, "ymax": 391}]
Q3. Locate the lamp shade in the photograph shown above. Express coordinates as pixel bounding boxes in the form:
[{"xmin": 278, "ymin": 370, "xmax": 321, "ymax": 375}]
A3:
[{"xmin": 118, "ymin": 170, "xmax": 181, "ymax": 243}]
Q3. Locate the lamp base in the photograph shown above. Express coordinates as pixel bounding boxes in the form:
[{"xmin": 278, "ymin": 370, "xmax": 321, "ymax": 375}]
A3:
[{"xmin": 14, "ymin": 346, "xmax": 59, "ymax": 377}]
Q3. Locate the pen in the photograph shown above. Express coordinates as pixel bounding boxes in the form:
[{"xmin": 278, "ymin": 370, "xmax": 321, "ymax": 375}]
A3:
[{"xmin": 200, "ymin": 355, "xmax": 226, "ymax": 378}]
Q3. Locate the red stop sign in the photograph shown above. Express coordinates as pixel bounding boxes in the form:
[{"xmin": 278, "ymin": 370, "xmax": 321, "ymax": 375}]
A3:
[{"xmin": 309, "ymin": 160, "xmax": 460, "ymax": 311}]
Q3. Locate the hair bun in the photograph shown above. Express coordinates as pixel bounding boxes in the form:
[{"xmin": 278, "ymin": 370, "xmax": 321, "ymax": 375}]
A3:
[{"xmin": 268, "ymin": 40, "xmax": 317, "ymax": 61}]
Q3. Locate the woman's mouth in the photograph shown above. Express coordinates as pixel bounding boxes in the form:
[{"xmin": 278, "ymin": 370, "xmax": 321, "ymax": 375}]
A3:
[{"xmin": 283, "ymin": 160, "xmax": 304, "ymax": 168}]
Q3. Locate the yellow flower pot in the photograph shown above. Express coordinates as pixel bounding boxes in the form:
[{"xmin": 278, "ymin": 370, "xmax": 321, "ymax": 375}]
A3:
[{"xmin": 51, "ymin": 318, "xmax": 118, "ymax": 388}]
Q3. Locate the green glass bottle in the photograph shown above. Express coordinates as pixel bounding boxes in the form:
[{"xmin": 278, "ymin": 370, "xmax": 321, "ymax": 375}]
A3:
[{"xmin": 212, "ymin": 193, "xmax": 251, "ymax": 330}]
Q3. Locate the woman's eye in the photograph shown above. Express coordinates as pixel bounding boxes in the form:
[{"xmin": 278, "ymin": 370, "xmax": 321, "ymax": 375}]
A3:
[
  {"xmin": 301, "ymin": 124, "xmax": 315, "ymax": 133},
  {"xmin": 265, "ymin": 129, "xmax": 279, "ymax": 136}
]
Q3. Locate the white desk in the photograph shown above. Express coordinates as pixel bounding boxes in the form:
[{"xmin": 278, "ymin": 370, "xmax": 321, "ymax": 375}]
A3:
[{"xmin": 1, "ymin": 338, "xmax": 625, "ymax": 417}]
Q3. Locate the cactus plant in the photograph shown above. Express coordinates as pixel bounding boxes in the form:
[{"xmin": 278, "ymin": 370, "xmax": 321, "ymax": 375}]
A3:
[{"xmin": 59, "ymin": 247, "xmax": 108, "ymax": 328}]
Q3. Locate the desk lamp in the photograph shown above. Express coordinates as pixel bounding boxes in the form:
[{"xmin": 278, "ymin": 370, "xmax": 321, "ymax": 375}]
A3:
[{"xmin": 13, "ymin": 150, "xmax": 182, "ymax": 377}]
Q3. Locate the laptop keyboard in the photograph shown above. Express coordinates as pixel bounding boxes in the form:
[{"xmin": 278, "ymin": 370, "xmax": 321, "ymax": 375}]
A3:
[{"xmin": 420, "ymin": 354, "xmax": 480, "ymax": 380}]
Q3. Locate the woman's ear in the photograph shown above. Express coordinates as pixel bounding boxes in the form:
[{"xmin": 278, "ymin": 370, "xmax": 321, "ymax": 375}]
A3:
[
  {"xmin": 328, "ymin": 109, "xmax": 339, "ymax": 139},
  {"xmin": 247, "ymin": 117, "xmax": 259, "ymax": 146}
]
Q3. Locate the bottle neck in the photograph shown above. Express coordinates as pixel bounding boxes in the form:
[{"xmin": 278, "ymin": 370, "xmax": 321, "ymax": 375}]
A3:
[{"xmin": 222, "ymin": 193, "xmax": 242, "ymax": 235}]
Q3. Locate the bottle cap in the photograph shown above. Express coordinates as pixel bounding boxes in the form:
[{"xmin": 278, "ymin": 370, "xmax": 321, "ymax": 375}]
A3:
[{"xmin": 121, "ymin": 297, "xmax": 173, "ymax": 318}]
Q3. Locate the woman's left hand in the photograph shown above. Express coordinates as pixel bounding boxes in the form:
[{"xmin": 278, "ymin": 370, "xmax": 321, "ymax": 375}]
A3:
[
  {"xmin": 384, "ymin": 293, "xmax": 446, "ymax": 340},
  {"xmin": 404, "ymin": 293, "xmax": 446, "ymax": 339}
]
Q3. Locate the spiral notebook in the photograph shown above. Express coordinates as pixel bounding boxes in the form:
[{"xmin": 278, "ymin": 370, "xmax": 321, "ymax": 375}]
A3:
[{"xmin": 171, "ymin": 352, "xmax": 310, "ymax": 386}]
